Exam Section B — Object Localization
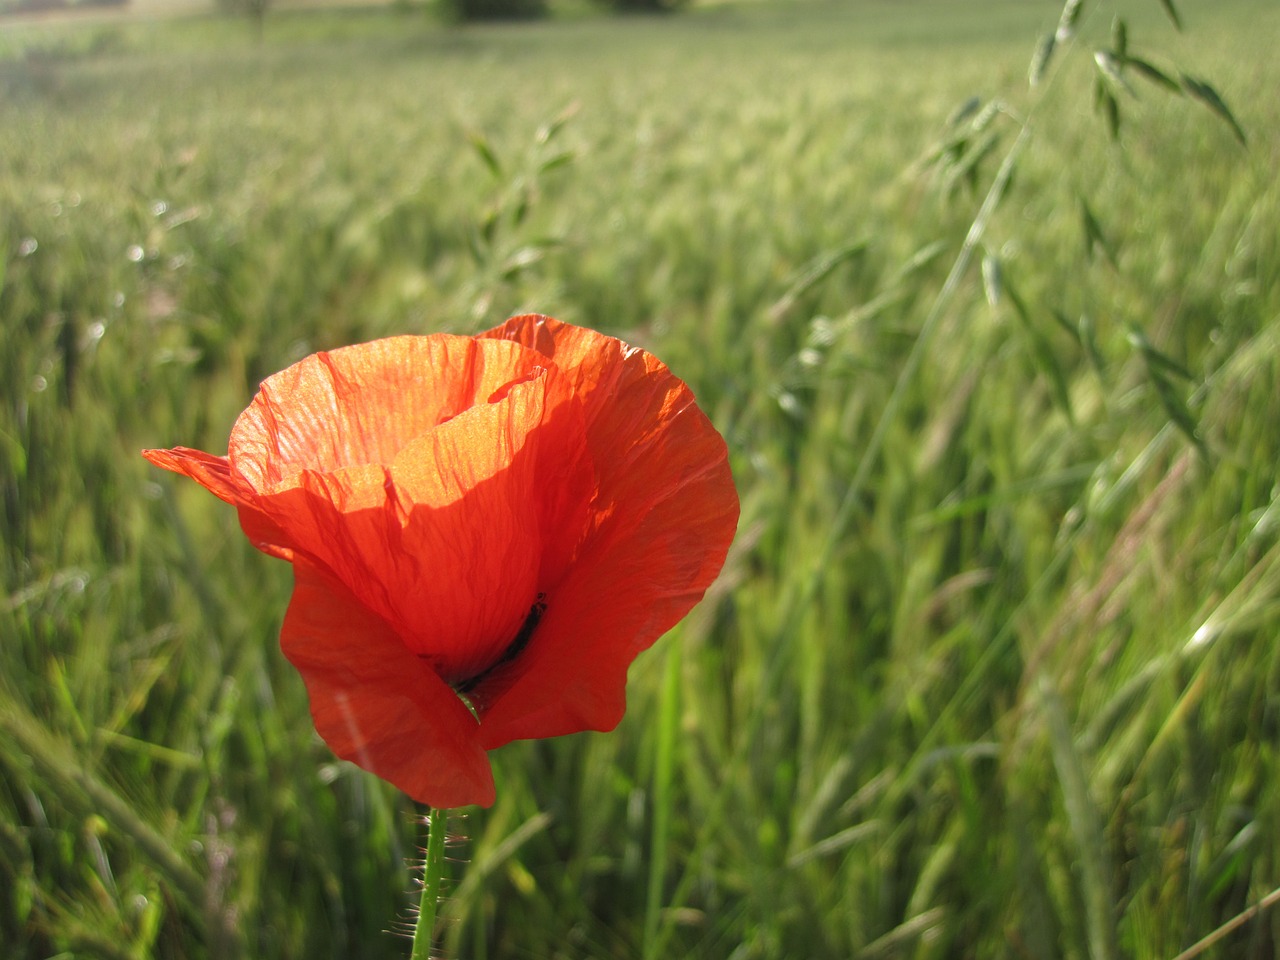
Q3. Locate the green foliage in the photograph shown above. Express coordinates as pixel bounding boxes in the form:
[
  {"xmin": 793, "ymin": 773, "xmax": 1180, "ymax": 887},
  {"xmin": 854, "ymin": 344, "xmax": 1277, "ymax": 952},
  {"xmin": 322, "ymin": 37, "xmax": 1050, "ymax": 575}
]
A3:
[
  {"xmin": 214, "ymin": 0, "xmax": 270, "ymax": 32},
  {"xmin": 596, "ymin": 0, "xmax": 689, "ymax": 15},
  {"xmin": 2, "ymin": 0, "xmax": 1279, "ymax": 958},
  {"xmin": 437, "ymin": 0, "xmax": 545, "ymax": 23}
]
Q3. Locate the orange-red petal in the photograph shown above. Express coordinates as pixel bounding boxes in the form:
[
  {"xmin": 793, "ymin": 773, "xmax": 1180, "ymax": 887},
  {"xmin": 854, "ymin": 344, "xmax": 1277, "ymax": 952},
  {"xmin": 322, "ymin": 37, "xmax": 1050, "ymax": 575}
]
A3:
[
  {"xmin": 258, "ymin": 373, "xmax": 586, "ymax": 684},
  {"xmin": 229, "ymin": 336, "xmax": 545, "ymax": 492},
  {"xmin": 281, "ymin": 560, "xmax": 494, "ymax": 808},
  {"xmin": 140, "ymin": 446, "xmax": 295, "ymax": 560},
  {"xmin": 475, "ymin": 315, "xmax": 739, "ymax": 747}
]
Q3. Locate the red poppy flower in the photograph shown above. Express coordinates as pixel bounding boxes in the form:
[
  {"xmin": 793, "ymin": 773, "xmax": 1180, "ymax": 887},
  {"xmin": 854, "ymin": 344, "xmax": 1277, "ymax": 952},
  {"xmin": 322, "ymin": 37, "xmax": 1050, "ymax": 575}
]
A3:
[{"xmin": 143, "ymin": 314, "xmax": 738, "ymax": 808}]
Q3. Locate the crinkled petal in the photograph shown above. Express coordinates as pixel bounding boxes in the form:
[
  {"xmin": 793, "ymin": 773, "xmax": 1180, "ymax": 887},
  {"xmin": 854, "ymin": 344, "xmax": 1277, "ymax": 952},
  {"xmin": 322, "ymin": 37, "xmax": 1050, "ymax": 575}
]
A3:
[
  {"xmin": 141, "ymin": 447, "xmax": 243, "ymax": 502},
  {"xmin": 476, "ymin": 315, "xmax": 738, "ymax": 747},
  {"xmin": 140, "ymin": 446, "xmax": 294, "ymax": 560},
  {"xmin": 245, "ymin": 350, "xmax": 593, "ymax": 685},
  {"xmin": 281, "ymin": 560, "xmax": 494, "ymax": 809},
  {"xmin": 229, "ymin": 336, "xmax": 546, "ymax": 493}
]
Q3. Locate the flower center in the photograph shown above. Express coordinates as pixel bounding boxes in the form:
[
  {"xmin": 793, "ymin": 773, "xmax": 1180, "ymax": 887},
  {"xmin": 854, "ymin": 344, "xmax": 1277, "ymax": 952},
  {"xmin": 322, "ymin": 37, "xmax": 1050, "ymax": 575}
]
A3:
[{"xmin": 450, "ymin": 593, "xmax": 547, "ymax": 695}]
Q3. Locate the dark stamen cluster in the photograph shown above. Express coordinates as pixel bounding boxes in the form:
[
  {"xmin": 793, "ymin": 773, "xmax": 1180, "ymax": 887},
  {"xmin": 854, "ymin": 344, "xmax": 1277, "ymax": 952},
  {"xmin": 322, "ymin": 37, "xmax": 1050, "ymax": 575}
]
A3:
[{"xmin": 453, "ymin": 593, "xmax": 547, "ymax": 695}]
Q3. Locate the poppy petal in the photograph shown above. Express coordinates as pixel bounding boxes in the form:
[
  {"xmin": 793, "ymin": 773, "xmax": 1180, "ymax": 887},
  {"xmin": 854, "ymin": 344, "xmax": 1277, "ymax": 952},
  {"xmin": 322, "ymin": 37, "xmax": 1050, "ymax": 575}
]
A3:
[
  {"xmin": 244, "ymin": 349, "xmax": 593, "ymax": 687},
  {"xmin": 141, "ymin": 446, "xmax": 295, "ymax": 560},
  {"xmin": 385, "ymin": 370, "xmax": 591, "ymax": 682},
  {"xmin": 141, "ymin": 446, "xmax": 243, "ymax": 503},
  {"xmin": 476, "ymin": 315, "xmax": 738, "ymax": 747},
  {"xmin": 229, "ymin": 335, "xmax": 548, "ymax": 492},
  {"xmin": 281, "ymin": 559, "xmax": 494, "ymax": 809}
]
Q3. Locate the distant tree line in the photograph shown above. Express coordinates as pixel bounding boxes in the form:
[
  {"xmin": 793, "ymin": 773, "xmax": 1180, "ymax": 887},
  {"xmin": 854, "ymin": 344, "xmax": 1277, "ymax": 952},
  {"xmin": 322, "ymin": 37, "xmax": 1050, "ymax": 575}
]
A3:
[
  {"xmin": 440, "ymin": 0, "xmax": 689, "ymax": 20},
  {"xmin": 0, "ymin": 0, "xmax": 125, "ymax": 15},
  {"xmin": 211, "ymin": 0, "xmax": 690, "ymax": 35}
]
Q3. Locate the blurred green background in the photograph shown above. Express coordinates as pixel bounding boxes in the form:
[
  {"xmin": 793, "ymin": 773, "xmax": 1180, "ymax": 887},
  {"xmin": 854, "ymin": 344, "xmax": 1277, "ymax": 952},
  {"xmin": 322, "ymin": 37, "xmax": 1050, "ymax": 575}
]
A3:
[{"xmin": 3, "ymin": 0, "xmax": 1279, "ymax": 957}]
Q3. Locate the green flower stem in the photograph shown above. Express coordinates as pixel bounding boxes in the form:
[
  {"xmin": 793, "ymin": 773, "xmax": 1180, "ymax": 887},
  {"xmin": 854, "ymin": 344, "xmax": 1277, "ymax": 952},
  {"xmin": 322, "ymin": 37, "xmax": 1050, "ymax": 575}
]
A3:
[{"xmin": 410, "ymin": 807, "xmax": 448, "ymax": 960}]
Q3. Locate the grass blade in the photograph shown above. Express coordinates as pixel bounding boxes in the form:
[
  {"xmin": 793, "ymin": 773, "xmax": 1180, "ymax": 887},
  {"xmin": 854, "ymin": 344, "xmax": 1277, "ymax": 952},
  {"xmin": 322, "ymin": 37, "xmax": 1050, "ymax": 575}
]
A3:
[
  {"xmin": 1179, "ymin": 73, "xmax": 1247, "ymax": 145},
  {"xmin": 642, "ymin": 642, "xmax": 682, "ymax": 960},
  {"xmin": 1157, "ymin": 0, "xmax": 1183, "ymax": 32},
  {"xmin": 1125, "ymin": 55, "xmax": 1182, "ymax": 95},
  {"xmin": 467, "ymin": 130, "xmax": 503, "ymax": 178},
  {"xmin": 1038, "ymin": 678, "xmax": 1120, "ymax": 960}
]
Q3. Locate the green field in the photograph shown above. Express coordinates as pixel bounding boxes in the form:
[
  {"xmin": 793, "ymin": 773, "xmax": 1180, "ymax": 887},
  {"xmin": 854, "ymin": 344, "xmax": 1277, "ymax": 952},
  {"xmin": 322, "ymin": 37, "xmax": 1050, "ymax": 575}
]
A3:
[{"xmin": 3, "ymin": 0, "xmax": 1279, "ymax": 956}]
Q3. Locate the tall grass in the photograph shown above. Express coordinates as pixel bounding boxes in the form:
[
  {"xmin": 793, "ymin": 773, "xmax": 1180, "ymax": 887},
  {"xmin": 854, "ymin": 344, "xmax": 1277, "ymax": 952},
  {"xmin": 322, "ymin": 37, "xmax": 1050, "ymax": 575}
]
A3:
[{"xmin": 2, "ymin": 0, "xmax": 1279, "ymax": 957}]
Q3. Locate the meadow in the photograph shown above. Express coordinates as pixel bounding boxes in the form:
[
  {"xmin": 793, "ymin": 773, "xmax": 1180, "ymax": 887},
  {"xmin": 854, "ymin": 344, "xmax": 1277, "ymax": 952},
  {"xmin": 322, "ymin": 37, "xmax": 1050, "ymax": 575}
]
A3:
[{"xmin": 2, "ymin": 0, "xmax": 1279, "ymax": 956}]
